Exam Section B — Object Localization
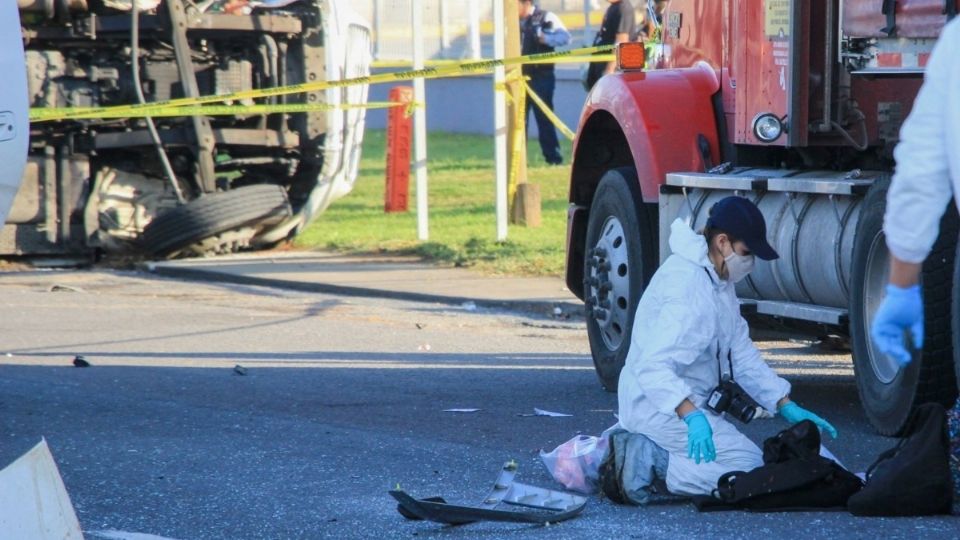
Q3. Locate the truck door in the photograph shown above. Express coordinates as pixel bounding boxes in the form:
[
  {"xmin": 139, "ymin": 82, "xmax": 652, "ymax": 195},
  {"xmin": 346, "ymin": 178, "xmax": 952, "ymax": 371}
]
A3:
[{"xmin": 731, "ymin": 0, "xmax": 810, "ymax": 146}]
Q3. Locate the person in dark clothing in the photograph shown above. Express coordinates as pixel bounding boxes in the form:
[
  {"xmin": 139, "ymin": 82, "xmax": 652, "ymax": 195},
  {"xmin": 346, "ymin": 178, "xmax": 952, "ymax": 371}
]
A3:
[
  {"xmin": 586, "ymin": 0, "xmax": 636, "ymax": 90},
  {"xmin": 518, "ymin": 0, "xmax": 571, "ymax": 165}
]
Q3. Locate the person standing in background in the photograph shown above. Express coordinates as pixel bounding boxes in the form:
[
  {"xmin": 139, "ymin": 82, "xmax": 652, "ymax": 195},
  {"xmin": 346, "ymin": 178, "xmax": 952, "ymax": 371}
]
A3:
[
  {"xmin": 518, "ymin": 0, "xmax": 571, "ymax": 165},
  {"xmin": 585, "ymin": 0, "xmax": 636, "ymax": 90}
]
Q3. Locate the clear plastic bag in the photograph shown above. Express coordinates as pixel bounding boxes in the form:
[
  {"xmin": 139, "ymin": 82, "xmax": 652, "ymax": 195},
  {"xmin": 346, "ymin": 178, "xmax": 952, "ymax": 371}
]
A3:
[{"xmin": 539, "ymin": 433, "xmax": 610, "ymax": 494}]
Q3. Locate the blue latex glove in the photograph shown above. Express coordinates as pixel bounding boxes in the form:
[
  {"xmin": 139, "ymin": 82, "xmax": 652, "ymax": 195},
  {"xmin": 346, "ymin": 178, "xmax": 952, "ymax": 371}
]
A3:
[
  {"xmin": 870, "ymin": 284, "xmax": 923, "ymax": 367},
  {"xmin": 779, "ymin": 401, "xmax": 839, "ymax": 439},
  {"xmin": 683, "ymin": 411, "xmax": 716, "ymax": 464}
]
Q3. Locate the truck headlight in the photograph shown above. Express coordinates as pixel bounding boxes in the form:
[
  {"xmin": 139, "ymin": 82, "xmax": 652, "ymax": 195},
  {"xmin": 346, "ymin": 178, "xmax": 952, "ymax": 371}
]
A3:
[{"xmin": 752, "ymin": 113, "xmax": 783, "ymax": 143}]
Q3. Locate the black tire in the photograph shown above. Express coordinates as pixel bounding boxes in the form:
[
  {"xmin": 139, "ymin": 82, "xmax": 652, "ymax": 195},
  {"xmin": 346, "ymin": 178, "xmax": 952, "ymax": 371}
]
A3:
[
  {"xmin": 849, "ymin": 177, "xmax": 958, "ymax": 435},
  {"xmin": 141, "ymin": 184, "xmax": 292, "ymax": 257},
  {"xmin": 583, "ymin": 168, "xmax": 658, "ymax": 391}
]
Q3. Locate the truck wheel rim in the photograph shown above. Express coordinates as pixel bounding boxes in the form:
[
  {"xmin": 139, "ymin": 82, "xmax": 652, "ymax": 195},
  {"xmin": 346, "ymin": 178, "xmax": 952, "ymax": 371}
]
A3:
[
  {"xmin": 589, "ymin": 216, "xmax": 631, "ymax": 351},
  {"xmin": 864, "ymin": 233, "xmax": 900, "ymax": 384}
]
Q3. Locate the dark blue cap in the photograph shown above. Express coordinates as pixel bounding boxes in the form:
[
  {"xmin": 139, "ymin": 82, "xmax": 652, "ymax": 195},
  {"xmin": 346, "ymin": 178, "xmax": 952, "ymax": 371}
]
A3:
[{"xmin": 706, "ymin": 196, "xmax": 779, "ymax": 261}]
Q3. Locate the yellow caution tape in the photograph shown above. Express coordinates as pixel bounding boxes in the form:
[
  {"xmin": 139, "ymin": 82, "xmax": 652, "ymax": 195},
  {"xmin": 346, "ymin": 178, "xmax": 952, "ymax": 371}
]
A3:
[
  {"xmin": 520, "ymin": 78, "xmax": 576, "ymax": 141},
  {"xmin": 31, "ymin": 44, "xmax": 614, "ymax": 123},
  {"xmin": 29, "ymin": 101, "xmax": 411, "ymax": 122},
  {"xmin": 372, "ymin": 54, "xmax": 614, "ymax": 69}
]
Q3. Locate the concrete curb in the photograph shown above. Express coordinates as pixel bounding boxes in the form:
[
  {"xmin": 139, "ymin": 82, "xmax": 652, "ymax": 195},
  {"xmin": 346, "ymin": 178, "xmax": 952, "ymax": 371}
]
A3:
[{"xmin": 144, "ymin": 263, "xmax": 584, "ymax": 319}]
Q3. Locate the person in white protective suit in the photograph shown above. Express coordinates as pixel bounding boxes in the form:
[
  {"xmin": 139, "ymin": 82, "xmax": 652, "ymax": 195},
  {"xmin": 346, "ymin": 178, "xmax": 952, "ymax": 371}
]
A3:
[{"xmin": 617, "ymin": 196, "xmax": 838, "ymax": 497}]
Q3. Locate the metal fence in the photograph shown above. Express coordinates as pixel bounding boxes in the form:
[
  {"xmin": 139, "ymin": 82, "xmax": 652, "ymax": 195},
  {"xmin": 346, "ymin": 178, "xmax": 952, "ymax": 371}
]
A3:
[{"xmin": 353, "ymin": 0, "xmax": 604, "ymax": 62}]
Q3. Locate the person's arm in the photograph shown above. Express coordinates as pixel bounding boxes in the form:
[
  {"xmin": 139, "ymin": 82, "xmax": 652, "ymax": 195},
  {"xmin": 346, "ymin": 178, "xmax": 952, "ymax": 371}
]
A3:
[
  {"xmin": 871, "ymin": 21, "xmax": 958, "ymax": 366},
  {"xmin": 884, "ymin": 22, "xmax": 955, "ymax": 265},
  {"xmin": 728, "ymin": 312, "xmax": 791, "ymax": 413},
  {"xmin": 889, "ymin": 258, "xmax": 922, "ymax": 287},
  {"xmin": 604, "ymin": 5, "xmax": 636, "ymax": 74},
  {"xmin": 541, "ymin": 12, "xmax": 571, "ymax": 48}
]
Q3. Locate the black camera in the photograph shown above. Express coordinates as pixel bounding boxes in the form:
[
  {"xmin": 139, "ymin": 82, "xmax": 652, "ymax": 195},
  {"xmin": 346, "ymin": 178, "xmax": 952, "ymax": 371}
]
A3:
[{"xmin": 706, "ymin": 376, "xmax": 762, "ymax": 424}]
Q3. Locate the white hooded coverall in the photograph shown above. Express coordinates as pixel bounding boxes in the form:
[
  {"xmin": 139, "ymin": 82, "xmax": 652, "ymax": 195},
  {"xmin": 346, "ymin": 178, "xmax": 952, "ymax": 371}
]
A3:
[{"xmin": 617, "ymin": 219, "xmax": 791, "ymax": 496}]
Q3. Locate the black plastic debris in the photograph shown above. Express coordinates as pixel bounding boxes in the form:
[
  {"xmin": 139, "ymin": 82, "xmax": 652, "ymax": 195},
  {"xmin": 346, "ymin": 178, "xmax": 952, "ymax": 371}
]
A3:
[{"xmin": 390, "ymin": 460, "xmax": 587, "ymax": 526}]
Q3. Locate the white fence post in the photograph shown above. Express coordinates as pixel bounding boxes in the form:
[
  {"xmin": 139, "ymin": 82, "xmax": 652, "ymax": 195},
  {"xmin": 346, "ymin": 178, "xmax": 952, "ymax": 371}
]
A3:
[
  {"xmin": 493, "ymin": 0, "xmax": 508, "ymax": 241},
  {"xmin": 412, "ymin": 0, "xmax": 429, "ymax": 240},
  {"xmin": 468, "ymin": 0, "xmax": 481, "ymax": 60}
]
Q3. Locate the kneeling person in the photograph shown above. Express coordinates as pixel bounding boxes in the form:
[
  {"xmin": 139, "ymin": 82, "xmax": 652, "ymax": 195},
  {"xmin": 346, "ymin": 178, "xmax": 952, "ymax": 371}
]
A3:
[{"xmin": 617, "ymin": 196, "xmax": 837, "ymax": 496}]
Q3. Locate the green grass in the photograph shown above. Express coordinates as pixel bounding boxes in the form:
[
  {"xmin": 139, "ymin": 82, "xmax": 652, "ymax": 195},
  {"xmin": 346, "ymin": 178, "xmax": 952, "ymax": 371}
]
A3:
[{"xmin": 294, "ymin": 129, "xmax": 572, "ymax": 276}]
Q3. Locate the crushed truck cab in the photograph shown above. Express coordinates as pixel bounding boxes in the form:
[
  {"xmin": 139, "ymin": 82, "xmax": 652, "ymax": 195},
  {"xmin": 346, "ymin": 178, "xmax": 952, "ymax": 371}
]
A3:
[{"xmin": 567, "ymin": 0, "xmax": 960, "ymax": 435}]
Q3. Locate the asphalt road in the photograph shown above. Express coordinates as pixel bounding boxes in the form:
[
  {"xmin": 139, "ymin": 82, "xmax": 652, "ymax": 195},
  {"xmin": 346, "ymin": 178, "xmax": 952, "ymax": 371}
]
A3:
[{"xmin": 0, "ymin": 270, "xmax": 956, "ymax": 539}]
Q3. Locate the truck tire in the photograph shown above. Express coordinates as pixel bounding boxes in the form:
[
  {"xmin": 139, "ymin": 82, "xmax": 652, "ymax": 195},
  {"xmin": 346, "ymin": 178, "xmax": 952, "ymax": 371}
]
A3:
[
  {"xmin": 849, "ymin": 177, "xmax": 958, "ymax": 435},
  {"xmin": 584, "ymin": 168, "xmax": 658, "ymax": 391},
  {"xmin": 141, "ymin": 184, "xmax": 292, "ymax": 257}
]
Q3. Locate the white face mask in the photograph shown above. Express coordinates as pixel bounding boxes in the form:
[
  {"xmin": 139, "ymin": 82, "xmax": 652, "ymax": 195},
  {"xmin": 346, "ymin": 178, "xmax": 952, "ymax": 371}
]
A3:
[{"xmin": 724, "ymin": 250, "xmax": 755, "ymax": 283}]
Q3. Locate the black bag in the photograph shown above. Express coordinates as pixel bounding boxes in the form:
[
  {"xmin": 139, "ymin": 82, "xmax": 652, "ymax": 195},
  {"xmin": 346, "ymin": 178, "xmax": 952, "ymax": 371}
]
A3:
[
  {"xmin": 694, "ymin": 420, "xmax": 863, "ymax": 512},
  {"xmin": 847, "ymin": 402, "xmax": 954, "ymax": 516}
]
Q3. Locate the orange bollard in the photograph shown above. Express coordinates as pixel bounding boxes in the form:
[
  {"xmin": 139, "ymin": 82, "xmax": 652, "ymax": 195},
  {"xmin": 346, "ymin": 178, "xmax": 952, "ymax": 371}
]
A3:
[{"xmin": 385, "ymin": 86, "xmax": 414, "ymax": 213}]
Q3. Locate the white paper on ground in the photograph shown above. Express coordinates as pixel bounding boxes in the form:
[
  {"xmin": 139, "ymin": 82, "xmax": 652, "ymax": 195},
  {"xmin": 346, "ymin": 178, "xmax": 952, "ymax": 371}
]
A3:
[{"xmin": 0, "ymin": 438, "xmax": 83, "ymax": 540}]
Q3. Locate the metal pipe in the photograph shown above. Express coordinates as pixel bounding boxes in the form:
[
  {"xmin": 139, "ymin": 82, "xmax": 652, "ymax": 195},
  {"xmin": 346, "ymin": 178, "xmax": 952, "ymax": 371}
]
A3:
[
  {"xmin": 131, "ymin": 0, "xmax": 185, "ymax": 203},
  {"xmin": 820, "ymin": 0, "xmax": 835, "ymax": 132},
  {"xmin": 258, "ymin": 34, "xmax": 279, "ymax": 130}
]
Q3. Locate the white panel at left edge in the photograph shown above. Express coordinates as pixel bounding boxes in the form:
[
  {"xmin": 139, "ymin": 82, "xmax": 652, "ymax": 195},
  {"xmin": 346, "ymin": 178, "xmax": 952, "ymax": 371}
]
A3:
[
  {"xmin": 0, "ymin": 439, "xmax": 84, "ymax": 540},
  {"xmin": 0, "ymin": 1, "xmax": 30, "ymax": 226}
]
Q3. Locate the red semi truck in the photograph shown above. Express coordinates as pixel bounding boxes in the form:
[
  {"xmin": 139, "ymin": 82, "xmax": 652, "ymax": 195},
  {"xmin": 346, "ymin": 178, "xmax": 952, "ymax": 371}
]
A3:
[{"xmin": 567, "ymin": 0, "xmax": 959, "ymax": 435}]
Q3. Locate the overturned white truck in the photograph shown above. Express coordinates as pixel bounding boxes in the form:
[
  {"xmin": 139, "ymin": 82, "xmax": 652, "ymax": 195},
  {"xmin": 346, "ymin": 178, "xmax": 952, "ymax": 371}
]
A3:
[{"xmin": 13, "ymin": 0, "xmax": 370, "ymax": 259}]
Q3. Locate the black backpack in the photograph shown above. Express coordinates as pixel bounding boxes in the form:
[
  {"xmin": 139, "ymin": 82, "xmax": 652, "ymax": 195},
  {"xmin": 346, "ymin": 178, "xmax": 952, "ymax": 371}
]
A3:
[
  {"xmin": 847, "ymin": 402, "xmax": 954, "ymax": 516},
  {"xmin": 694, "ymin": 420, "xmax": 863, "ymax": 512}
]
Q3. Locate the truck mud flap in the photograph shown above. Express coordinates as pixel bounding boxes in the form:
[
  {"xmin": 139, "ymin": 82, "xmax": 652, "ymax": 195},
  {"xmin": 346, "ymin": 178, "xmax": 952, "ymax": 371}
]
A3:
[{"xmin": 389, "ymin": 461, "xmax": 587, "ymax": 526}]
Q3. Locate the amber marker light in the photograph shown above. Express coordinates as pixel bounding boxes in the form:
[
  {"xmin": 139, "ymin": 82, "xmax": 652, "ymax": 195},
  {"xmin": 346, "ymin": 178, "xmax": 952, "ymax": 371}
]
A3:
[{"xmin": 617, "ymin": 42, "xmax": 646, "ymax": 71}]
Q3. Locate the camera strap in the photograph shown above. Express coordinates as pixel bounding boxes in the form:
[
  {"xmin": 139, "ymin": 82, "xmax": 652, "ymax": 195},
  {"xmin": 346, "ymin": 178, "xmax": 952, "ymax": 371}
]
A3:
[{"xmin": 716, "ymin": 341, "xmax": 735, "ymax": 382}]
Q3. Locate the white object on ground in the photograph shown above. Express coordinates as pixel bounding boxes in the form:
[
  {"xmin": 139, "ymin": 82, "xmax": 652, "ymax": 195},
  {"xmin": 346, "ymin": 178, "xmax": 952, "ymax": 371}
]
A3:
[
  {"xmin": 819, "ymin": 444, "xmax": 849, "ymax": 471},
  {"xmin": 0, "ymin": 438, "xmax": 83, "ymax": 539},
  {"xmin": 443, "ymin": 408, "xmax": 481, "ymax": 413},
  {"xmin": 88, "ymin": 531, "xmax": 182, "ymax": 540},
  {"xmin": 519, "ymin": 408, "xmax": 573, "ymax": 417}
]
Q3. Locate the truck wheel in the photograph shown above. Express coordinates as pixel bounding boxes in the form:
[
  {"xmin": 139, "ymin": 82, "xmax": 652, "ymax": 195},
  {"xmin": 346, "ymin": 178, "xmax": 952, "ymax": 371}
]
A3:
[
  {"xmin": 141, "ymin": 184, "xmax": 292, "ymax": 258},
  {"xmin": 584, "ymin": 168, "xmax": 658, "ymax": 391},
  {"xmin": 849, "ymin": 177, "xmax": 958, "ymax": 435}
]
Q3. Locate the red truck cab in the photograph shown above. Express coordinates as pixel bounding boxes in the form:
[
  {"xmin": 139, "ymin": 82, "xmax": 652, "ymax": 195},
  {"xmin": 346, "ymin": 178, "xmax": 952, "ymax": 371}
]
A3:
[{"xmin": 568, "ymin": 0, "xmax": 959, "ymax": 435}]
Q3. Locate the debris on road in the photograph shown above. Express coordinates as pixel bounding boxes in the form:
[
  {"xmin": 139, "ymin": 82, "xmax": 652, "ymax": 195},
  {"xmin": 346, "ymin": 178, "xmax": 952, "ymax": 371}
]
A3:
[
  {"xmin": 389, "ymin": 460, "xmax": 587, "ymax": 526},
  {"xmin": 233, "ymin": 365, "xmax": 247, "ymax": 376},
  {"xmin": 417, "ymin": 343, "xmax": 432, "ymax": 351},
  {"xmin": 48, "ymin": 284, "xmax": 85, "ymax": 293},
  {"xmin": 442, "ymin": 408, "xmax": 481, "ymax": 413},
  {"xmin": 518, "ymin": 408, "xmax": 573, "ymax": 418},
  {"xmin": 461, "ymin": 301, "xmax": 477, "ymax": 312},
  {"xmin": 72, "ymin": 355, "xmax": 90, "ymax": 368}
]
